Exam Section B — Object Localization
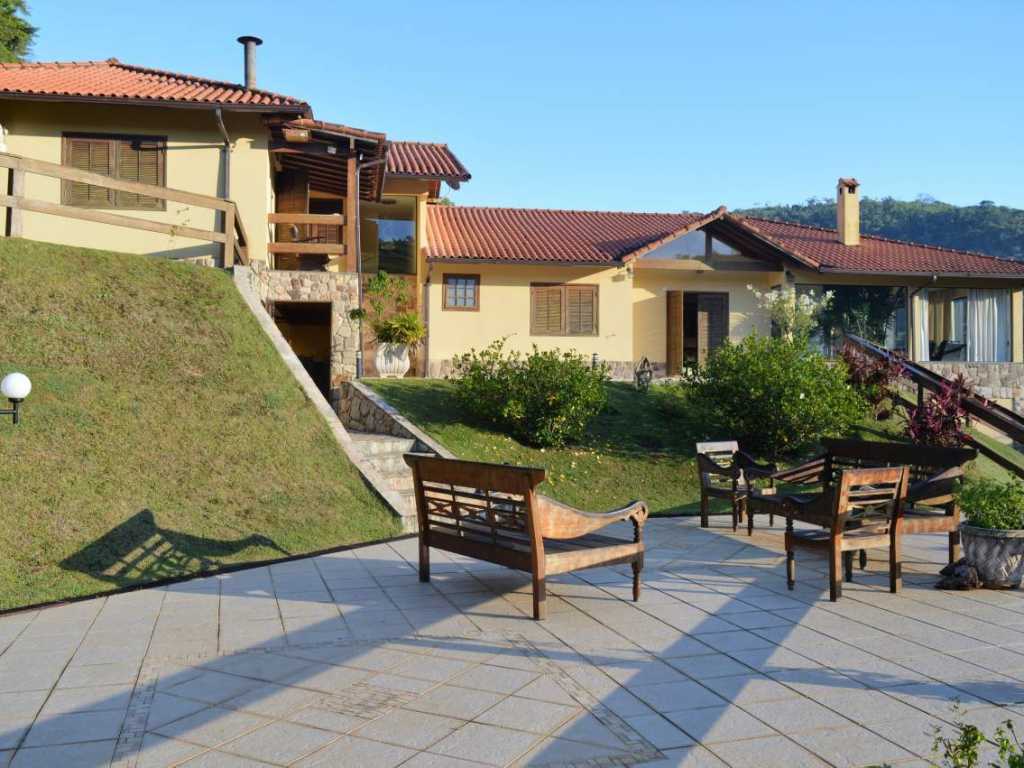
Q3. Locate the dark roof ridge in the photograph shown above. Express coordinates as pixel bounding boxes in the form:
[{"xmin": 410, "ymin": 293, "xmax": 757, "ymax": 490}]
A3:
[{"xmin": 430, "ymin": 203, "xmax": 703, "ymax": 218}]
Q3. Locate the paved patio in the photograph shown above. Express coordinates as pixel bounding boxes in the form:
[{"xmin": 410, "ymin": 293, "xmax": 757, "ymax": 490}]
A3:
[{"xmin": 2, "ymin": 518, "xmax": 1024, "ymax": 768}]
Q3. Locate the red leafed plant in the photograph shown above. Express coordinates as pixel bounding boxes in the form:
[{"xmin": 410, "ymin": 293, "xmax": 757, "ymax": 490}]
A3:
[
  {"xmin": 904, "ymin": 374, "xmax": 969, "ymax": 448},
  {"xmin": 839, "ymin": 341, "xmax": 905, "ymax": 420}
]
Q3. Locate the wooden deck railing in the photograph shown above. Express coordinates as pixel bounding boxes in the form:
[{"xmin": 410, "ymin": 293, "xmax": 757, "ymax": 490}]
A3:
[
  {"xmin": 266, "ymin": 212, "xmax": 354, "ymax": 271},
  {"xmin": 0, "ymin": 152, "xmax": 249, "ymax": 266},
  {"xmin": 847, "ymin": 334, "xmax": 1024, "ymax": 479}
]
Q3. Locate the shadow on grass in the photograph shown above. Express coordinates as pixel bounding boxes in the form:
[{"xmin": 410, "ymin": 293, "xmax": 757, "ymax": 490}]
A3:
[{"xmin": 59, "ymin": 509, "xmax": 291, "ymax": 588}]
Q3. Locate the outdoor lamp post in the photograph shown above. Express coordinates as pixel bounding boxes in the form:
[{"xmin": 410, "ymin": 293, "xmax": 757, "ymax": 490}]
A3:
[{"xmin": 0, "ymin": 372, "xmax": 31, "ymax": 425}]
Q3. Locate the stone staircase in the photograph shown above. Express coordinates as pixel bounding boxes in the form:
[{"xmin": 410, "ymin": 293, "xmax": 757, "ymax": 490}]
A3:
[{"xmin": 347, "ymin": 431, "xmax": 420, "ymax": 522}]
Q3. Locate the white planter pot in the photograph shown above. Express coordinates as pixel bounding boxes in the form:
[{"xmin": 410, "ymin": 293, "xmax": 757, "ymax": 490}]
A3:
[
  {"xmin": 961, "ymin": 524, "xmax": 1024, "ymax": 588},
  {"xmin": 375, "ymin": 343, "xmax": 410, "ymax": 378}
]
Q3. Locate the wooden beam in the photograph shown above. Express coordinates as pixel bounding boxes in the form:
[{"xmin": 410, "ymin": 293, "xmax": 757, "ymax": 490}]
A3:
[
  {"xmin": 268, "ymin": 212, "xmax": 345, "ymax": 225},
  {"xmin": 0, "ymin": 194, "xmax": 227, "ymax": 243},
  {"xmin": 5, "ymin": 168, "xmax": 23, "ymax": 237},
  {"xmin": 223, "ymin": 202, "xmax": 236, "ymax": 268},
  {"xmin": 0, "ymin": 153, "xmax": 233, "ymax": 213},
  {"xmin": 267, "ymin": 242, "xmax": 348, "ymax": 255},
  {"xmin": 346, "ymin": 153, "xmax": 359, "ymax": 271}
]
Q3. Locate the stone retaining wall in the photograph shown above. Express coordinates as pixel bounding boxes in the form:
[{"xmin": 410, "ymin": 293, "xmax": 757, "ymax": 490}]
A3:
[
  {"xmin": 922, "ymin": 361, "xmax": 1024, "ymax": 412},
  {"xmin": 248, "ymin": 262, "xmax": 360, "ymax": 401},
  {"xmin": 338, "ymin": 380, "xmax": 453, "ymax": 458}
]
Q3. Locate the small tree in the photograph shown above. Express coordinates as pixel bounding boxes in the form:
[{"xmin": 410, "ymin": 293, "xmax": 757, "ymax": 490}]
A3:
[
  {"xmin": 747, "ymin": 284, "xmax": 833, "ymax": 342},
  {"xmin": 0, "ymin": 1, "xmax": 36, "ymax": 63},
  {"xmin": 349, "ymin": 271, "xmax": 425, "ymax": 346}
]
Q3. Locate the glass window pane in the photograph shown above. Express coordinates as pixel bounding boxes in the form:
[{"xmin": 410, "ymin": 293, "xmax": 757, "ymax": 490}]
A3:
[
  {"xmin": 361, "ymin": 196, "xmax": 416, "ymax": 275},
  {"xmin": 800, "ymin": 284, "xmax": 908, "ymax": 356}
]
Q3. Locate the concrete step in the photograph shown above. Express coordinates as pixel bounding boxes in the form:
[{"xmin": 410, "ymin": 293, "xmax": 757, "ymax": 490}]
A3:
[{"xmin": 348, "ymin": 431, "xmax": 417, "ymax": 457}]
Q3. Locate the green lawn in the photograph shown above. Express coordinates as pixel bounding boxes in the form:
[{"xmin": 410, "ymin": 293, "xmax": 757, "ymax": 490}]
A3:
[
  {"xmin": 0, "ymin": 239, "xmax": 399, "ymax": 610},
  {"xmin": 366, "ymin": 378, "xmax": 1018, "ymax": 518}
]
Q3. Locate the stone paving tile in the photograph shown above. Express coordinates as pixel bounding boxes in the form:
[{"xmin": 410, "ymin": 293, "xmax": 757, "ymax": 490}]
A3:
[
  {"xmin": 153, "ymin": 706, "xmax": 271, "ymax": 747},
  {"xmin": 791, "ymin": 724, "xmax": 917, "ymax": 767},
  {"xmin": 354, "ymin": 709, "xmax": 462, "ymax": 749},
  {"xmin": 22, "ymin": 708, "xmax": 126, "ymax": 747},
  {"xmin": 710, "ymin": 734, "xmax": 831, "ymax": 767},
  {"xmin": 630, "ymin": 679, "xmax": 727, "ymax": 712},
  {"xmin": 405, "ymin": 685, "xmax": 505, "ymax": 720},
  {"xmin": 625, "ymin": 712, "xmax": 695, "ymax": 749},
  {"xmin": 8, "ymin": 739, "xmax": 116, "ymax": 767},
  {"xmin": 220, "ymin": 720, "xmax": 338, "ymax": 764},
  {"xmin": 179, "ymin": 750, "xmax": 275, "ymax": 766},
  {"xmin": 632, "ymin": 745, "xmax": 730, "ymax": 767},
  {"xmin": 136, "ymin": 734, "xmax": 207, "ymax": 768},
  {"xmin": 429, "ymin": 722, "xmax": 541, "ymax": 766},
  {"xmin": 513, "ymin": 736, "xmax": 629, "ymax": 766},
  {"xmin": 448, "ymin": 665, "xmax": 538, "ymax": 695},
  {"xmin": 741, "ymin": 696, "xmax": 852, "ymax": 733},
  {"xmin": 292, "ymin": 734, "xmax": 415, "ymax": 767},
  {"xmin": 664, "ymin": 704, "xmax": 778, "ymax": 744}
]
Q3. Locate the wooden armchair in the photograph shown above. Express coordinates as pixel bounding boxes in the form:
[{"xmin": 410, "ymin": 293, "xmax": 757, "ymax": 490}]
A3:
[
  {"xmin": 404, "ymin": 454, "xmax": 648, "ymax": 620},
  {"xmin": 696, "ymin": 441, "xmax": 776, "ymax": 532},
  {"xmin": 785, "ymin": 466, "xmax": 909, "ymax": 601}
]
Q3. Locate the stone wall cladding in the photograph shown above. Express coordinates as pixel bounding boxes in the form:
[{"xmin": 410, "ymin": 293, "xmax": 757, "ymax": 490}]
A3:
[
  {"xmin": 923, "ymin": 362, "xmax": 1024, "ymax": 412},
  {"xmin": 338, "ymin": 381, "xmax": 453, "ymax": 458},
  {"xmin": 249, "ymin": 261, "xmax": 360, "ymax": 392}
]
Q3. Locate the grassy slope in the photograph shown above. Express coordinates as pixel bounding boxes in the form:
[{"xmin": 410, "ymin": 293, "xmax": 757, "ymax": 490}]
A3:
[
  {"xmin": 367, "ymin": 379, "xmax": 1015, "ymax": 518},
  {"xmin": 0, "ymin": 239, "xmax": 398, "ymax": 610}
]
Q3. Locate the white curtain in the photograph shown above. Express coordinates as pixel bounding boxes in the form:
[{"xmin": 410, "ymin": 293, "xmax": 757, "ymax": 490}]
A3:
[
  {"xmin": 967, "ymin": 289, "xmax": 1011, "ymax": 362},
  {"xmin": 913, "ymin": 290, "xmax": 930, "ymax": 362}
]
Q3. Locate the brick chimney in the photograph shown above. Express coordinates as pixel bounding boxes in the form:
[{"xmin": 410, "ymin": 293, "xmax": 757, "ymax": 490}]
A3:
[
  {"xmin": 237, "ymin": 36, "xmax": 263, "ymax": 90},
  {"xmin": 837, "ymin": 177, "xmax": 860, "ymax": 246}
]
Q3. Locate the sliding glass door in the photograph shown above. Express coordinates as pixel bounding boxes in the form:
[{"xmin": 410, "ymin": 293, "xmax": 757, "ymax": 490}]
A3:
[{"xmin": 920, "ymin": 288, "xmax": 1011, "ymax": 362}]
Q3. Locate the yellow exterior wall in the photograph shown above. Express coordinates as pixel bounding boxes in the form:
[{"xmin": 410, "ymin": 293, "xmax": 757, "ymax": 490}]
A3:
[
  {"xmin": 0, "ymin": 101, "xmax": 273, "ymax": 263},
  {"xmin": 425, "ymin": 262, "xmax": 634, "ymax": 374},
  {"xmin": 632, "ymin": 269, "xmax": 783, "ymax": 366}
]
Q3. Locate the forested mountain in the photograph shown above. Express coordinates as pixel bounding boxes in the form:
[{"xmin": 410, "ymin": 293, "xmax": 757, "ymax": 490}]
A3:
[{"xmin": 739, "ymin": 198, "xmax": 1024, "ymax": 260}]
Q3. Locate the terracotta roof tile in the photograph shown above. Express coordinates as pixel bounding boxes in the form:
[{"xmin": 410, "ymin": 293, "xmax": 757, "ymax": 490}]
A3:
[
  {"xmin": 387, "ymin": 141, "xmax": 471, "ymax": 183},
  {"xmin": 733, "ymin": 215, "xmax": 1024, "ymax": 276},
  {"xmin": 0, "ymin": 59, "xmax": 308, "ymax": 111},
  {"xmin": 426, "ymin": 205, "xmax": 705, "ymax": 264}
]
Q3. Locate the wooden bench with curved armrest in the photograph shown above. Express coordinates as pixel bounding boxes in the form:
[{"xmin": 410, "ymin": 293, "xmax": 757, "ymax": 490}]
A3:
[{"xmin": 404, "ymin": 453, "xmax": 648, "ymax": 620}]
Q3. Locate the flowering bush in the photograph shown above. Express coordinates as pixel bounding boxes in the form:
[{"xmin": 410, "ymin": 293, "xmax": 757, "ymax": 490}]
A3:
[
  {"xmin": 839, "ymin": 341, "xmax": 905, "ymax": 419},
  {"xmin": 747, "ymin": 284, "xmax": 833, "ymax": 342},
  {"xmin": 679, "ymin": 335, "xmax": 867, "ymax": 458},
  {"xmin": 449, "ymin": 338, "xmax": 609, "ymax": 447},
  {"xmin": 904, "ymin": 374, "xmax": 968, "ymax": 448}
]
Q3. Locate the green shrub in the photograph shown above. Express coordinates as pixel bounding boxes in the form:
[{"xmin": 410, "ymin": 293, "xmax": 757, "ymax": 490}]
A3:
[
  {"xmin": 958, "ymin": 477, "xmax": 1024, "ymax": 530},
  {"xmin": 449, "ymin": 339, "xmax": 608, "ymax": 447},
  {"xmin": 679, "ymin": 335, "xmax": 867, "ymax": 458}
]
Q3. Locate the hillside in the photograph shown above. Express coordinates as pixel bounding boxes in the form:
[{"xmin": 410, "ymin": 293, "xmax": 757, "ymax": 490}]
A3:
[
  {"xmin": 740, "ymin": 198, "xmax": 1024, "ymax": 260},
  {"xmin": 0, "ymin": 239, "xmax": 399, "ymax": 610}
]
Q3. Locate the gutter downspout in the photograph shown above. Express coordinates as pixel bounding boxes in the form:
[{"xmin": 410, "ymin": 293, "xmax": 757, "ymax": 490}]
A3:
[
  {"xmin": 353, "ymin": 153, "xmax": 388, "ymax": 379},
  {"xmin": 214, "ymin": 109, "xmax": 232, "ymax": 264}
]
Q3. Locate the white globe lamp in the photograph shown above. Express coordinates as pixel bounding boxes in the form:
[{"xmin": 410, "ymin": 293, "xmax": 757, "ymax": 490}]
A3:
[{"xmin": 1, "ymin": 372, "xmax": 31, "ymax": 425}]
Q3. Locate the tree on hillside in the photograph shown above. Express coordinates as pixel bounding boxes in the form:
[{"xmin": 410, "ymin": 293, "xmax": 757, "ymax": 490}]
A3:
[
  {"xmin": 0, "ymin": 0, "xmax": 35, "ymax": 63},
  {"xmin": 740, "ymin": 197, "xmax": 1024, "ymax": 261}
]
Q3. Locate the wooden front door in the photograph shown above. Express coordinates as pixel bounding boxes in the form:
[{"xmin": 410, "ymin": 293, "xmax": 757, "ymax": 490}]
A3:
[
  {"xmin": 696, "ymin": 292, "xmax": 729, "ymax": 364},
  {"xmin": 666, "ymin": 290, "xmax": 683, "ymax": 375}
]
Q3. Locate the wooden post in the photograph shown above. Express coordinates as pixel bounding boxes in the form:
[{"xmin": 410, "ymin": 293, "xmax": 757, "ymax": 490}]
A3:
[
  {"xmin": 345, "ymin": 153, "xmax": 359, "ymax": 274},
  {"xmin": 222, "ymin": 203, "xmax": 236, "ymax": 268},
  {"xmin": 5, "ymin": 167, "xmax": 23, "ymax": 237}
]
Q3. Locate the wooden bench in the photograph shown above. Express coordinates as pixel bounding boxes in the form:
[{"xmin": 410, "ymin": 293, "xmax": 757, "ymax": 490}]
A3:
[
  {"xmin": 404, "ymin": 454, "xmax": 648, "ymax": 620},
  {"xmin": 781, "ymin": 438, "xmax": 976, "ymax": 564}
]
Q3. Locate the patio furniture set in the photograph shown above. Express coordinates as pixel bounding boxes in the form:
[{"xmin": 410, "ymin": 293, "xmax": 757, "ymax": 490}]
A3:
[{"xmin": 400, "ymin": 438, "xmax": 974, "ymax": 621}]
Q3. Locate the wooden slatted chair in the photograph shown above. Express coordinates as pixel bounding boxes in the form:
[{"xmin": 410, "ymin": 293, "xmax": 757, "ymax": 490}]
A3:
[
  {"xmin": 696, "ymin": 441, "xmax": 776, "ymax": 532},
  {"xmin": 785, "ymin": 466, "xmax": 909, "ymax": 601},
  {"xmin": 404, "ymin": 454, "xmax": 648, "ymax": 620}
]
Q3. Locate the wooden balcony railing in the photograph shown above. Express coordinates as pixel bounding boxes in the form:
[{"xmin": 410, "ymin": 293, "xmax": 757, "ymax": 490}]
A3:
[
  {"xmin": 0, "ymin": 152, "xmax": 249, "ymax": 266},
  {"xmin": 848, "ymin": 334, "xmax": 1024, "ymax": 479},
  {"xmin": 267, "ymin": 212, "xmax": 355, "ymax": 271}
]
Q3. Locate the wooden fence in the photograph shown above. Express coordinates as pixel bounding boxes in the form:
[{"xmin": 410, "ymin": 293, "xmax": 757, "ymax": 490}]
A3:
[
  {"xmin": 0, "ymin": 152, "xmax": 249, "ymax": 266},
  {"xmin": 848, "ymin": 334, "xmax": 1024, "ymax": 479}
]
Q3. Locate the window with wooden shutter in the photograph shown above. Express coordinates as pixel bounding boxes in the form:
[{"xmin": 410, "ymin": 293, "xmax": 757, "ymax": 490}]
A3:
[
  {"xmin": 62, "ymin": 133, "xmax": 166, "ymax": 210},
  {"xmin": 530, "ymin": 283, "xmax": 598, "ymax": 336}
]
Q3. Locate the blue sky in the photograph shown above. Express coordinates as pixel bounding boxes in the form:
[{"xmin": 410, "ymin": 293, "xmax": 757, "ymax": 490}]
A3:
[{"xmin": 26, "ymin": 0, "xmax": 1024, "ymax": 212}]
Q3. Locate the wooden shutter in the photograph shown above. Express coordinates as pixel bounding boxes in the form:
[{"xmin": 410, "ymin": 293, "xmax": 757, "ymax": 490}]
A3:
[
  {"xmin": 566, "ymin": 285, "xmax": 597, "ymax": 335},
  {"xmin": 65, "ymin": 137, "xmax": 113, "ymax": 207},
  {"xmin": 531, "ymin": 285, "xmax": 564, "ymax": 335},
  {"xmin": 697, "ymin": 293, "xmax": 729, "ymax": 364},
  {"xmin": 116, "ymin": 139, "xmax": 163, "ymax": 209},
  {"xmin": 666, "ymin": 290, "xmax": 682, "ymax": 374}
]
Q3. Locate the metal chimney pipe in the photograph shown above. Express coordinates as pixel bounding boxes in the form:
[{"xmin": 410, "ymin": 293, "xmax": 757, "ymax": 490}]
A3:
[{"xmin": 236, "ymin": 35, "xmax": 263, "ymax": 89}]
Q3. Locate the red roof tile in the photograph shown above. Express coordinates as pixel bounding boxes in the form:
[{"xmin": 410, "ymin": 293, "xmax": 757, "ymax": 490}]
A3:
[
  {"xmin": 387, "ymin": 141, "xmax": 471, "ymax": 183},
  {"xmin": 426, "ymin": 205, "xmax": 706, "ymax": 264},
  {"xmin": 733, "ymin": 215, "xmax": 1024, "ymax": 276},
  {"xmin": 0, "ymin": 59, "xmax": 308, "ymax": 111}
]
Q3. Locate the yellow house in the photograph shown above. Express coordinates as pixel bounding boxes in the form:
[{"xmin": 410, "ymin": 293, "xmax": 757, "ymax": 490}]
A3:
[{"xmin": 3, "ymin": 44, "xmax": 1024, "ymax": 408}]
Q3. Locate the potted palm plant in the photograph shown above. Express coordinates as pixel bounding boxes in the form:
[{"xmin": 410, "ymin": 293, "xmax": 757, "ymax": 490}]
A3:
[
  {"xmin": 957, "ymin": 477, "xmax": 1024, "ymax": 588},
  {"xmin": 349, "ymin": 271, "xmax": 426, "ymax": 378}
]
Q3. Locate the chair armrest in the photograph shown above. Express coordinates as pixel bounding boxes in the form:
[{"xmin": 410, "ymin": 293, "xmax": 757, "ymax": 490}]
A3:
[
  {"xmin": 534, "ymin": 494, "xmax": 648, "ymax": 541},
  {"xmin": 907, "ymin": 466, "xmax": 962, "ymax": 506},
  {"xmin": 698, "ymin": 452, "xmax": 739, "ymax": 479},
  {"xmin": 771, "ymin": 454, "xmax": 828, "ymax": 485},
  {"xmin": 735, "ymin": 451, "xmax": 778, "ymax": 480},
  {"xmin": 784, "ymin": 489, "xmax": 834, "ymax": 527}
]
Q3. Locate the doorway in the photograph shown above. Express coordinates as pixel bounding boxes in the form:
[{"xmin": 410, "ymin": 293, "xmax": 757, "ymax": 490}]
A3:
[
  {"xmin": 666, "ymin": 291, "xmax": 729, "ymax": 373},
  {"xmin": 271, "ymin": 301, "xmax": 332, "ymax": 397}
]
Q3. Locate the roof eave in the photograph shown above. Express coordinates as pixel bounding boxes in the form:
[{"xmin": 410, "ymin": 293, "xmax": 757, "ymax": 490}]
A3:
[
  {"xmin": 817, "ymin": 266, "xmax": 1024, "ymax": 280},
  {"xmin": 427, "ymin": 256, "xmax": 619, "ymax": 268},
  {"xmin": 620, "ymin": 206, "xmax": 728, "ymax": 264},
  {"xmin": 0, "ymin": 91, "xmax": 311, "ymax": 115}
]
